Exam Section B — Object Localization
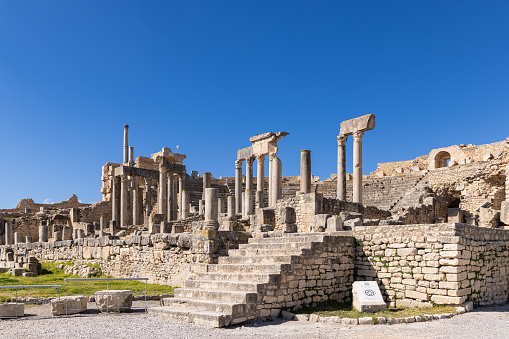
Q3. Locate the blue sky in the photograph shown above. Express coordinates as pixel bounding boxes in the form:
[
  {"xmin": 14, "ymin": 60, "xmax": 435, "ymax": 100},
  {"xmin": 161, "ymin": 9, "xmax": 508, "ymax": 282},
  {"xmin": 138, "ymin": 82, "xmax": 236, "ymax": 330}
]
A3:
[{"xmin": 1, "ymin": 1, "xmax": 508, "ymax": 208}]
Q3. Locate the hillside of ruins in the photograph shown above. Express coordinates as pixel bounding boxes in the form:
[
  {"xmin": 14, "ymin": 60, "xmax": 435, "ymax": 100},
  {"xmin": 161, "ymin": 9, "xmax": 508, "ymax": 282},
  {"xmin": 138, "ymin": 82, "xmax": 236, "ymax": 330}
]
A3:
[{"xmin": 2, "ymin": 114, "xmax": 509, "ymax": 326}]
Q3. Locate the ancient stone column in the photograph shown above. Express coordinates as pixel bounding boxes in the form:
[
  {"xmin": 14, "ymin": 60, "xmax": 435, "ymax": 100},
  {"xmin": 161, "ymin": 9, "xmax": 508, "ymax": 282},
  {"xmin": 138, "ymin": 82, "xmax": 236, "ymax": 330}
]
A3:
[
  {"xmin": 245, "ymin": 158, "xmax": 254, "ymax": 215},
  {"xmin": 256, "ymin": 155, "xmax": 265, "ymax": 208},
  {"xmin": 241, "ymin": 191, "xmax": 246, "ymax": 217},
  {"xmin": 123, "ymin": 124, "xmax": 129, "ymax": 165},
  {"xmin": 300, "ymin": 149, "xmax": 311, "ymax": 194},
  {"xmin": 120, "ymin": 175, "xmax": 129, "ymax": 227},
  {"xmin": 167, "ymin": 172, "xmax": 174, "ymax": 222},
  {"xmin": 14, "ymin": 232, "xmax": 23, "ymax": 244},
  {"xmin": 144, "ymin": 181, "xmax": 152, "ymax": 222},
  {"xmin": 39, "ymin": 225, "xmax": 48, "ymax": 242},
  {"xmin": 178, "ymin": 174, "xmax": 185, "ymax": 218},
  {"xmin": 270, "ymin": 155, "xmax": 282, "ymax": 206},
  {"xmin": 171, "ymin": 174, "xmax": 178, "ymax": 221},
  {"xmin": 235, "ymin": 160, "xmax": 243, "ymax": 214},
  {"xmin": 204, "ymin": 188, "xmax": 219, "ymax": 230},
  {"xmin": 111, "ymin": 176, "xmax": 120, "ymax": 225},
  {"xmin": 99, "ymin": 215, "xmax": 106, "ymax": 231},
  {"xmin": 353, "ymin": 131, "xmax": 364, "ymax": 204},
  {"xmin": 202, "ymin": 172, "xmax": 211, "ymax": 200},
  {"xmin": 337, "ymin": 135, "xmax": 348, "ymax": 201},
  {"xmin": 25, "ymin": 236, "xmax": 32, "ymax": 243},
  {"xmin": 4, "ymin": 222, "xmax": 13, "ymax": 245},
  {"xmin": 268, "ymin": 155, "xmax": 273, "ymax": 206},
  {"xmin": 218, "ymin": 198, "xmax": 226, "ymax": 214},
  {"xmin": 227, "ymin": 196, "xmax": 235, "ymax": 218},
  {"xmin": 132, "ymin": 177, "xmax": 139, "ymax": 225},
  {"xmin": 128, "ymin": 146, "xmax": 134, "ymax": 166},
  {"xmin": 158, "ymin": 164, "xmax": 168, "ymax": 219},
  {"xmin": 181, "ymin": 190, "xmax": 189, "ymax": 219}
]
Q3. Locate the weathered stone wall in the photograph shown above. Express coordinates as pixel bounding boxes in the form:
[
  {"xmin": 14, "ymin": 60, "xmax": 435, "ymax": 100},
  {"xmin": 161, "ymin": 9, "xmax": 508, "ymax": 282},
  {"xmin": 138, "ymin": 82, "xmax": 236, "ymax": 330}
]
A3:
[
  {"xmin": 353, "ymin": 223, "xmax": 509, "ymax": 307},
  {"xmin": 1, "ymin": 234, "xmax": 195, "ymax": 287},
  {"xmin": 259, "ymin": 235, "xmax": 355, "ymax": 315}
]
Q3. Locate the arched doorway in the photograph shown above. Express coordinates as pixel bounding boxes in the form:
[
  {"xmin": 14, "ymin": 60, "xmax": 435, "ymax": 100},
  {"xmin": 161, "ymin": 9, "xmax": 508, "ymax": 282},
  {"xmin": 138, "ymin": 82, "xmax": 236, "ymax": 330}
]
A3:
[{"xmin": 434, "ymin": 151, "xmax": 451, "ymax": 168}]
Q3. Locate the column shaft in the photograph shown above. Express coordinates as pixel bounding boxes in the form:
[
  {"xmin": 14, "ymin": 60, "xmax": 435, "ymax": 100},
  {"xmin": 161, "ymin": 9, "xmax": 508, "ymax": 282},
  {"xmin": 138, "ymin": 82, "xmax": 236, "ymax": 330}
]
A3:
[
  {"xmin": 245, "ymin": 158, "xmax": 254, "ymax": 215},
  {"xmin": 167, "ymin": 172, "xmax": 174, "ymax": 222},
  {"xmin": 132, "ymin": 177, "xmax": 139, "ymax": 225},
  {"xmin": 256, "ymin": 155, "xmax": 265, "ymax": 208},
  {"xmin": 123, "ymin": 124, "xmax": 129, "ymax": 165},
  {"xmin": 120, "ymin": 175, "xmax": 129, "ymax": 227},
  {"xmin": 158, "ymin": 165, "xmax": 168, "ymax": 218},
  {"xmin": 111, "ymin": 177, "xmax": 120, "ymax": 224},
  {"xmin": 300, "ymin": 150, "xmax": 311, "ymax": 193},
  {"xmin": 235, "ymin": 160, "xmax": 243, "ymax": 214},
  {"xmin": 337, "ymin": 135, "xmax": 348, "ymax": 200},
  {"xmin": 202, "ymin": 172, "xmax": 211, "ymax": 200},
  {"xmin": 353, "ymin": 131, "xmax": 364, "ymax": 204},
  {"xmin": 271, "ymin": 156, "xmax": 282, "ymax": 205}
]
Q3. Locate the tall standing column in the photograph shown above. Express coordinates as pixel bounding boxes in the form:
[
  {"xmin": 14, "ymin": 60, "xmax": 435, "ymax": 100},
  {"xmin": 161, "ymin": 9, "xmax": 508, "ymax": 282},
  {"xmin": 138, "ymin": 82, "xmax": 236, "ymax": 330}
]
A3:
[
  {"xmin": 123, "ymin": 124, "xmax": 129, "ymax": 165},
  {"xmin": 202, "ymin": 172, "xmax": 211, "ymax": 200},
  {"xmin": 227, "ymin": 196, "xmax": 235, "ymax": 218},
  {"xmin": 271, "ymin": 155, "xmax": 282, "ymax": 206},
  {"xmin": 120, "ymin": 175, "xmax": 129, "ymax": 227},
  {"xmin": 268, "ymin": 155, "xmax": 274, "ymax": 206},
  {"xmin": 111, "ymin": 177, "xmax": 120, "ymax": 224},
  {"xmin": 144, "ymin": 181, "xmax": 152, "ymax": 223},
  {"xmin": 245, "ymin": 157, "xmax": 254, "ymax": 215},
  {"xmin": 235, "ymin": 160, "xmax": 243, "ymax": 215},
  {"xmin": 353, "ymin": 131, "xmax": 364, "ymax": 204},
  {"xmin": 256, "ymin": 155, "xmax": 265, "ymax": 208},
  {"xmin": 132, "ymin": 177, "xmax": 139, "ymax": 225},
  {"xmin": 178, "ymin": 174, "xmax": 185, "ymax": 219},
  {"xmin": 172, "ymin": 174, "xmax": 178, "ymax": 220},
  {"xmin": 4, "ymin": 222, "xmax": 13, "ymax": 245},
  {"xmin": 300, "ymin": 150, "xmax": 311, "ymax": 194},
  {"xmin": 181, "ymin": 190, "xmax": 189, "ymax": 219},
  {"xmin": 158, "ymin": 164, "xmax": 168, "ymax": 218},
  {"xmin": 167, "ymin": 172, "xmax": 174, "ymax": 222},
  {"xmin": 204, "ymin": 188, "xmax": 219, "ymax": 230},
  {"xmin": 337, "ymin": 135, "xmax": 348, "ymax": 200},
  {"xmin": 129, "ymin": 146, "xmax": 134, "ymax": 166},
  {"xmin": 39, "ymin": 225, "xmax": 48, "ymax": 242}
]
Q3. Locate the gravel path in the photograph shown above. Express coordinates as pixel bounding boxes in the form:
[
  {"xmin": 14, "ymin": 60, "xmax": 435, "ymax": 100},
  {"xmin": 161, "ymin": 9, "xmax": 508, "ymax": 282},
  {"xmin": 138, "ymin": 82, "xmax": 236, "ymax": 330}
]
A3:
[{"xmin": 2, "ymin": 304, "xmax": 509, "ymax": 339}]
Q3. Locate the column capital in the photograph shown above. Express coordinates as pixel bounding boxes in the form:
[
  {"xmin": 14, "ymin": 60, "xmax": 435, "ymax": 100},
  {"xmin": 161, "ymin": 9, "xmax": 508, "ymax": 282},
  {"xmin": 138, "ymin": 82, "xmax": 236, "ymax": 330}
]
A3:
[
  {"xmin": 269, "ymin": 152, "xmax": 277, "ymax": 160},
  {"xmin": 255, "ymin": 154, "xmax": 265, "ymax": 163},
  {"xmin": 337, "ymin": 135, "xmax": 348, "ymax": 146},
  {"xmin": 246, "ymin": 157, "xmax": 254, "ymax": 166},
  {"xmin": 353, "ymin": 130, "xmax": 364, "ymax": 140},
  {"xmin": 120, "ymin": 174, "xmax": 128, "ymax": 182},
  {"xmin": 235, "ymin": 159, "xmax": 243, "ymax": 169}
]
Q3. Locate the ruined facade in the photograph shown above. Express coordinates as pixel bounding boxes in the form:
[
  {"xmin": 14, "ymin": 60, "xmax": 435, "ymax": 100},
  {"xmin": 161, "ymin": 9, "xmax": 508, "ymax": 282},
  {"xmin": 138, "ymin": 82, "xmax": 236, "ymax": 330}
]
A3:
[{"xmin": 2, "ymin": 115, "xmax": 509, "ymax": 327}]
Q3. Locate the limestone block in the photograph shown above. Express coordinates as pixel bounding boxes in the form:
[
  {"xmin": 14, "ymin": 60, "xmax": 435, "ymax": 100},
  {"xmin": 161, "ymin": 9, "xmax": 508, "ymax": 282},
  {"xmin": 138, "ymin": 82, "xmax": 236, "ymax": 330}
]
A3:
[
  {"xmin": 0, "ymin": 303, "xmax": 24, "ymax": 318},
  {"xmin": 352, "ymin": 281, "xmax": 386, "ymax": 313},
  {"xmin": 51, "ymin": 295, "xmax": 88, "ymax": 315},
  {"xmin": 279, "ymin": 207, "xmax": 296, "ymax": 224},
  {"xmin": 447, "ymin": 208, "xmax": 464, "ymax": 223},
  {"xmin": 283, "ymin": 224, "xmax": 297, "ymax": 233},
  {"xmin": 500, "ymin": 201, "xmax": 509, "ymax": 225},
  {"xmin": 326, "ymin": 215, "xmax": 343, "ymax": 232},
  {"xmin": 430, "ymin": 295, "xmax": 467, "ymax": 305},
  {"xmin": 478, "ymin": 207, "xmax": 500, "ymax": 228},
  {"xmin": 343, "ymin": 218, "xmax": 363, "ymax": 229},
  {"xmin": 95, "ymin": 290, "xmax": 133, "ymax": 312}
]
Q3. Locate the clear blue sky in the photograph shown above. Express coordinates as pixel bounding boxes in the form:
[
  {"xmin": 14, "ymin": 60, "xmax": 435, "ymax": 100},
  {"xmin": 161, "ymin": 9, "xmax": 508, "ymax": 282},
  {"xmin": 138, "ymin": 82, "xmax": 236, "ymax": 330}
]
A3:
[{"xmin": 1, "ymin": 1, "xmax": 508, "ymax": 208}]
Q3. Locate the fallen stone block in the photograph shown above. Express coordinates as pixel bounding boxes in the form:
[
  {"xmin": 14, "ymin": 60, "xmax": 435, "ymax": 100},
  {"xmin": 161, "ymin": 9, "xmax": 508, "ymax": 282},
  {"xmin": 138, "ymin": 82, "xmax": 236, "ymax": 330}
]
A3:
[
  {"xmin": 0, "ymin": 303, "xmax": 24, "ymax": 318},
  {"xmin": 51, "ymin": 295, "xmax": 88, "ymax": 315},
  {"xmin": 352, "ymin": 281, "xmax": 387, "ymax": 313},
  {"xmin": 95, "ymin": 290, "xmax": 133, "ymax": 312}
]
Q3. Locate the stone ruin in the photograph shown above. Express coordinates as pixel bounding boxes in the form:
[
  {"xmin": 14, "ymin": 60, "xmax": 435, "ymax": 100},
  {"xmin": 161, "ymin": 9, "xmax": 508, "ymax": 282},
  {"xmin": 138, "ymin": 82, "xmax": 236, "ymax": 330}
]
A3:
[{"xmin": 2, "ymin": 115, "xmax": 509, "ymax": 326}]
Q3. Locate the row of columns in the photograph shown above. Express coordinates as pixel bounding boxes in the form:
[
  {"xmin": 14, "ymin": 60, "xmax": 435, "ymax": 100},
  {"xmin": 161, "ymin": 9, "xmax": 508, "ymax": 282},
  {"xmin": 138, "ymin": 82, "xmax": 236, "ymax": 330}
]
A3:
[
  {"xmin": 111, "ymin": 170, "xmax": 188, "ymax": 228},
  {"xmin": 337, "ymin": 131, "xmax": 364, "ymax": 203},
  {"xmin": 235, "ymin": 153, "xmax": 283, "ymax": 215}
]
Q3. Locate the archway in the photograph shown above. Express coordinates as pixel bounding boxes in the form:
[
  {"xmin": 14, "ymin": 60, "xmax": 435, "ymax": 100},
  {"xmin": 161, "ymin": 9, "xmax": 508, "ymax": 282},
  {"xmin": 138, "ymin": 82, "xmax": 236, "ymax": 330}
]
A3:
[{"xmin": 434, "ymin": 151, "xmax": 451, "ymax": 168}]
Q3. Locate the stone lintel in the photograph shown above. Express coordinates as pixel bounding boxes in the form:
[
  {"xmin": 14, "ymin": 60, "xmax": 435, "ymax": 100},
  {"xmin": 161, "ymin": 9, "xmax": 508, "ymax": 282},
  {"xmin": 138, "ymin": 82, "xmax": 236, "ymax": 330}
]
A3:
[
  {"xmin": 151, "ymin": 147, "xmax": 187, "ymax": 164},
  {"xmin": 339, "ymin": 114, "xmax": 375, "ymax": 136},
  {"xmin": 114, "ymin": 161, "xmax": 185, "ymax": 179}
]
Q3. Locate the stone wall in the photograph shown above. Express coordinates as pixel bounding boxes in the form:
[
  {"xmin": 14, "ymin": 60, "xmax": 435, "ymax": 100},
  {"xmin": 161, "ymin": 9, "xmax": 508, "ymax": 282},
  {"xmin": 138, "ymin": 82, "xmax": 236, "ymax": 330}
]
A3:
[
  {"xmin": 353, "ymin": 223, "xmax": 509, "ymax": 307},
  {"xmin": 259, "ymin": 235, "xmax": 355, "ymax": 314}
]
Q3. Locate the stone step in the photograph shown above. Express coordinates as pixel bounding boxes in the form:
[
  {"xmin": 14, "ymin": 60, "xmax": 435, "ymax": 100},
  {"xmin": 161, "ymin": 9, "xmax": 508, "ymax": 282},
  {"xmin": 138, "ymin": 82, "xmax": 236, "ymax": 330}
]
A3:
[
  {"xmin": 184, "ymin": 279, "xmax": 266, "ymax": 292},
  {"xmin": 218, "ymin": 254, "xmax": 296, "ymax": 265},
  {"xmin": 148, "ymin": 306, "xmax": 231, "ymax": 328},
  {"xmin": 239, "ymin": 241, "xmax": 313, "ymax": 250},
  {"xmin": 247, "ymin": 235, "xmax": 325, "ymax": 244},
  {"xmin": 228, "ymin": 248, "xmax": 304, "ymax": 257},
  {"xmin": 174, "ymin": 288, "xmax": 258, "ymax": 303},
  {"xmin": 193, "ymin": 272, "xmax": 281, "ymax": 284},
  {"xmin": 162, "ymin": 297, "xmax": 256, "ymax": 316},
  {"xmin": 206, "ymin": 262, "xmax": 292, "ymax": 274}
]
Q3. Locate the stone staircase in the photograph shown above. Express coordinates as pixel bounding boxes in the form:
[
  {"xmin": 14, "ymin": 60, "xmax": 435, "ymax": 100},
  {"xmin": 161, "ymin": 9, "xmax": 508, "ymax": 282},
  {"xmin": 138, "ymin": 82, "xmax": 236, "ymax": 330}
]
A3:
[{"xmin": 148, "ymin": 233, "xmax": 343, "ymax": 327}]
